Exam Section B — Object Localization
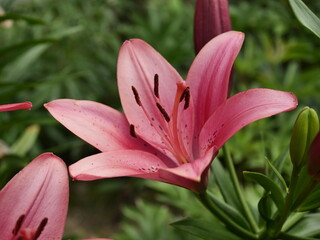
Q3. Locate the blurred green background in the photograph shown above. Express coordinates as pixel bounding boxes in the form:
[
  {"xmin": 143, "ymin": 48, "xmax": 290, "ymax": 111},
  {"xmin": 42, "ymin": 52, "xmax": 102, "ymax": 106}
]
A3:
[{"xmin": 0, "ymin": 0, "xmax": 319, "ymax": 239}]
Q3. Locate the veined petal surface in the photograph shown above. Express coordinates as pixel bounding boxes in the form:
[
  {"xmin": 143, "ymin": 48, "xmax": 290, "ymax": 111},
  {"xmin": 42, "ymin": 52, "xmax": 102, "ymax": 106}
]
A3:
[
  {"xmin": 45, "ymin": 99, "xmax": 153, "ymax": 152},
  {"xmin": 69, "ymin": 150, "xmax": 170, "ymax": 181},
  {"xmin": 199, "ymin": 89, "xmax": 298, "ymax": 156},
  {"xmin": 187, "ymin": 31, "xmax": 244, "ymax": 134},
  {"xmin": 0, "ymin": 153, "xmax": 68, "ymax": 240},
  {"xmin": 117, "ymin": 39, "xmax": 186, "ymax": 155}
]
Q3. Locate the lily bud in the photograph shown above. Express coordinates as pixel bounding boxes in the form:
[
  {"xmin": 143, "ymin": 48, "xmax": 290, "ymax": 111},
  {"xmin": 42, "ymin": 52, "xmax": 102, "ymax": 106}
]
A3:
[
  {"xmin": 308, "ymin": 132, "xmax": 320, "ymax": 181},
  {"xmin": 290, "ymin": 107, "xmax": 319, "ymax": 169},
  {"xmin": 194, "ymin": 0, "xmax": 232, "ymax": 54}
]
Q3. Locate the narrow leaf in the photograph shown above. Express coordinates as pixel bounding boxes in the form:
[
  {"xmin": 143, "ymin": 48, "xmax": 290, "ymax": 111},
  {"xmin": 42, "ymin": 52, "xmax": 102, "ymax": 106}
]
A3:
[
  {"xmin": 287, "ymin": 213, "xmax": 320, "ymax": 238},
  {"xmin": 172, "ymin": 218, "xmax": 243, "ymax": 240},
  {"xmin": 265, "ymin": 156, "xmax": 288, "ymax": 192},
  {"xmin": 11, "ymin": 125, "xmax": 40, "ymax": 157},
  {"xmin": 289, "ymin": 0, "xmax": 320, "ymax": 38},
  {"xmin": 0, "ymin": 14, "xmax": 45, "ymax": 24},
  {"xmin": 243, "ymin": 171, "xmax": 285, "ymax": 211},
  {"xmin": 212, "ymin": 158, "xmax": 244, "ymax": 214},
  {"xmin": 208, "ymin": 192, "xmax": 251, "ymax": 230}
]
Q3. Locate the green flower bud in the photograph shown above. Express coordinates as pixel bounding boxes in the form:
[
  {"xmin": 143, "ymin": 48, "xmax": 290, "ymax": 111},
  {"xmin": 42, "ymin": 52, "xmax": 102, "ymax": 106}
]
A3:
[{"xmin": 290, "ymin": 107, "xmax": 319, "ymax": 169}]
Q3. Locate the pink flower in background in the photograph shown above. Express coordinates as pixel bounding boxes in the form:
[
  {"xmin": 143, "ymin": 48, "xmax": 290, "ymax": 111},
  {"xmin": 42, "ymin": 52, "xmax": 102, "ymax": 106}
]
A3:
[
  {"xmin": 0, "ymin": 153, "xmax": 69, "ymax": 240},
  {"xmin": 0, "ymin": 102, "xmax": 32, "ymax": 112},
  {"xmin": 194, "ymin": 0, "xmax": 231, "ymax": 54},
  {"xmin": 46, "ymin": 31, "xmax": 297, "ymax": 192}
]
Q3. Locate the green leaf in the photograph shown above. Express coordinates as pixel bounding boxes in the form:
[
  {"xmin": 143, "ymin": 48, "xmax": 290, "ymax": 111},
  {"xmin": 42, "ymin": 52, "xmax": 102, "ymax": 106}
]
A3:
[
  {"xmin": 11, "ymin": 125, "xmax": 40, "ymax": 157},
  {"xmin": 265, "ymin": 156, "xmax": 288, "ymax": 192},
  {"xmin": 212, "ymin": 158, "xmax": 244, "ymax": 215},
  {"xmin": 243, "ymin": 171, "xmax": 285, "ymax": 211},
  {"xmin": 258, "ymin": 195, "xmax": 273, "ymax": 221},
  {"xmin": 289, "ymin": 0, "xmax": 320, "ymax": 38},
  {"xmin": 279, "ymin": 232, "xmax": 318, "ymax": 240},
  {"xmin": 287, "ymin": 213, "xmax": 320, "ymax": 238},
  {"xmin": 208, "ymin": 192, "xmax": 251, "ymax": 230},
  {"xmin": 172, "ymin": 218, "xmax": 243, "ymax": 240},
  {"xmin": 297, "ymin": 184, "xmax": 320, "ymax": 211},
  {"xmin": 3, "ymin": 44, "xmax": 50, "ymax": 82},
  {"xmin": 0, "ymin": 13, "xmax": 45, "ymax": 24}
]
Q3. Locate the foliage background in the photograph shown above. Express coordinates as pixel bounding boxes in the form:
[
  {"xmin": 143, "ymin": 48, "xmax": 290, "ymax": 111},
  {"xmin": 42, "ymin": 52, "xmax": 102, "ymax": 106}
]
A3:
[{"xmin": 0, "ymin": 0, "xmax": 319, "ymax": 239}]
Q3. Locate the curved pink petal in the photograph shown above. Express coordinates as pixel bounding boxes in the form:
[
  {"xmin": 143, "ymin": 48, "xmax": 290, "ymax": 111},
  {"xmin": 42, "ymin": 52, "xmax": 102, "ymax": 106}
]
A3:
[
  {"xmin": 0, "ymin": 153, "xmax": 68, "ymax": 240},
  {"xmin": 158, "ymin": 148, "xmax": 216, "ymax": 192},
  {"xmin": 187, "ymin": 31, "xmax": 244, "ymax": 134},
  {"xmin": 69, "ymin": 150, "xmax": 170, "ymax": 181},
  {"xmin": 45, "ymin": 99, "xmax": 155, "ymax": 153},
  {"xmin": 0, "ymin": 102, "xmax": 32, "ymax": 112},
  {"xmin": 117, "ymin": 39, "xmax": 187, "ymax": 155},
  {"xmin": 199, "ymin": 89, "xmax": 298, "ymax": 156}
]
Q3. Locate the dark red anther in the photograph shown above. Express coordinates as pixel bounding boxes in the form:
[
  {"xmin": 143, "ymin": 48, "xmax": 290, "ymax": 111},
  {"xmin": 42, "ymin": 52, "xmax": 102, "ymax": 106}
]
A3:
[
  {"xmin": 33, "ymin": 218, "xmax": 48, "ymax": 240},
  {"xmin": 154, "ymin": 74, "xmax": 159, "ymax": 98},
  {"xmin": 130, "ymin": 124, "xmax": 137, "ymax": 138},
  {"xmin": 179, "ymin": 87, "xmax": 189, "ymax": 103},
  {"xmin": 131, "ymin": 86, "xmax": 141, "ymax": 106},
  {"xmin": 12, "ymin": 215, "xmax": 25, "ymax": 235},
  {"xmin": 156, "ymin": 103, "xmax": 170, "ymax": 122},
  {"xmin": 183, "ymin": 88, "xmax": 190, "ymax": 110}
]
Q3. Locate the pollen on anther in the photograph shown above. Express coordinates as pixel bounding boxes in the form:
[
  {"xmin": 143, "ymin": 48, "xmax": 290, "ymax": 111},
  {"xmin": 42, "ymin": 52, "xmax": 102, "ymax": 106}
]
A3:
[
  {"xmin": 154, "ymin": 74, "xmax": 159, "ymax": 98},
  {"xmin": 183, "ymin": 88, "xmax": 190, "ymax": 110},
  {"xmin": 179, "ymin": 87, "xmax": 188, "ymax": 102},
  {"xmin": 130, "ymin": 124, "xmax": 137, "ymax": 138},
  {"xmin": 131, "ymin": 86, "xmax": 141, "ymax": 106},
  {"xmin": 34, "ymin": 218, "xmax": 48, "ymax": 240},
  {"xmin": 12, "ymin": 214, "xmax": 25, "ymax": 235},
  {"xmin": 156, "ymin": 103, "xmax": 170, "ymax": 122}
]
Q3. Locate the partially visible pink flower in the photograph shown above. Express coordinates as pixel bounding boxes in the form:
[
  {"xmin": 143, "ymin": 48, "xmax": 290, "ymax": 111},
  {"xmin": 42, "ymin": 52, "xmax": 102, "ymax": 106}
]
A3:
[
  {"xmin": 0, "ymin": 153, "xmax": 68, "ymax": 240},
  {"xmin": 309, "ymin": 132, "xmax": 320, "ymax": 181},
  {"xmin": 0, "ymin": 102, "xmax": 32, "ymax": 112},
  {"xmin": 194, "ymin": 0, "xmax": 231, "ymax": 54},
  {"xmin": 0, "ymin": 153, "xmax": 112, "ymax": 240},
  {"xmin": 45, "ymin": 31, "xmax": 297, "ymax": 193}
]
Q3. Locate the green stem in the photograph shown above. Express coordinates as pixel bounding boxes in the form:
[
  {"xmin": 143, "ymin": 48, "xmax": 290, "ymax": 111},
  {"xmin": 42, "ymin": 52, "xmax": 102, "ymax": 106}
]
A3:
[
  {"xmin": 223, "ymin": 145, "xmax": 260, "ymax": 233},
  {"xmin": 198, "ymin": 191, "xmax": 258, "ymax": 240},
  {"xmin": 269, "ymin": 166, "xmax": 300, "ymax": 237}
]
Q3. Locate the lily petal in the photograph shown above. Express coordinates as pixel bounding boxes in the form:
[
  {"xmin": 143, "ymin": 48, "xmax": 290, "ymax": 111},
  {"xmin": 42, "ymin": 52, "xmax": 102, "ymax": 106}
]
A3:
[
  {"xmin": 158, "ymin": 148, "xmax": 216, "ymax": 192},
  {"xmin": 0, "ymin": 153, "xmax": 68, "ymax": 240},
  {"xmin": 69, "ymin": 150, "xmax": 170, "ymax": 181},
  {"xmin": 199, "ymin": 89, "xmax": 298, "ymax": 156},
  {"xmin": 187, "ymin": 31, "xmax": 244, "ymax": 134},
  {"xmin": 45, "ymin": 99, "xmax": 152, "ymax": 152},
  {"xmin": 117, "ymin": 39, "xmax": 185, "ymax": 153},
  {"xmin": 0, "ymin": 102, "xmax": 32, "ymax": 112}
]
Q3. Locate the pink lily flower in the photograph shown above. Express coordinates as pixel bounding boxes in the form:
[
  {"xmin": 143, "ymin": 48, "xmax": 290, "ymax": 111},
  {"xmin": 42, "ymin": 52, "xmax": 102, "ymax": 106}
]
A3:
[
  {"xmin": 194, "ymin": 0, "xmax": 231, "ymax": 54},
  {"xmin": 45, "ymin": 31, "xmax": 297, "ymax": 193},
  {"xmin": 0, "ymin": 153, "xmax": 68, "ymax": 240},
  {"xmin": 0, "ymin": 102, "xmax": 32, "ymax": 112}
]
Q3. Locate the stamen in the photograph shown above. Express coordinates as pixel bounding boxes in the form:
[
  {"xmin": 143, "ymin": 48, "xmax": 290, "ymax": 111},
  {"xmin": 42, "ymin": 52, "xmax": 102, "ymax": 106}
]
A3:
[
  {"xmin": 130, "ymin": 124, "xmax": 137, "ymax": 138},
  {"xmin": 12, "ymin": 215, "xmax": 25, "ymax": 235},
  {"xmin": 33, "ymin": 218, "xmax": 48, "ymax": 240},
  {"xmin": 179, "ymin": 87, "xmax": 188, "ymax": 102},
  {"xmin": 154, "ymin": 74, "xmax": 159, "ymax": 98},
  {"xmin": 183, "ymin": 88, "xmax": 190, "ymax": 110},
  {"xmin": 156, "ymin": 103, "xmax": 170, "ymax": 122},
  {"xmin": 131, "ymin": 86, "xmax": 141, "ymax": 106}
]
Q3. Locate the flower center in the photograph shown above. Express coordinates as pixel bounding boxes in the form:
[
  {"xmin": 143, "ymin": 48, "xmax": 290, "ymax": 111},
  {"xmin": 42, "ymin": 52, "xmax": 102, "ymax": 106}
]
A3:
[
  {"xmin": 131, "ymin": 74, "xmax": 191, "ymax": 164},
  {"xmin": 12, "ymin": 214, "xmax": 48, "ymax": 240}
]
